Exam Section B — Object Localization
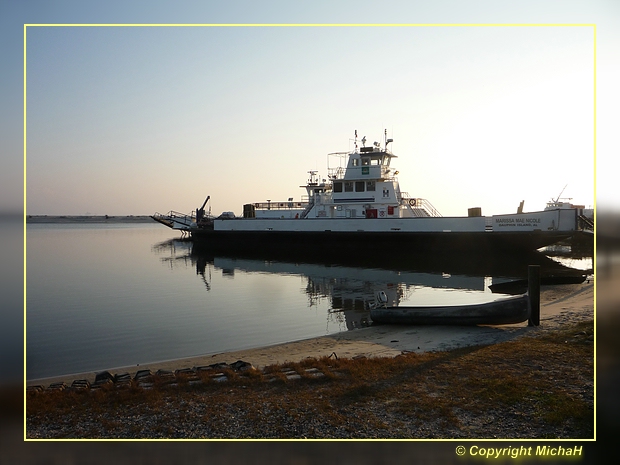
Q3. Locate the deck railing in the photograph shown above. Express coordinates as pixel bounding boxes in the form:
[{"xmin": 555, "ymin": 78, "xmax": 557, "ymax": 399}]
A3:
[
  {"xmin": 400, "ymin": 196, "xmax": 442, "ymax": 217},
  {"xmin": 253, "ymin": 201, "xmax": 309, "ymax": 210}
]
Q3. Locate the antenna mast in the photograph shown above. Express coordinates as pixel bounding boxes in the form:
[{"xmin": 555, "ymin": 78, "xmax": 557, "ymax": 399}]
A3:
[{"xmin": 554, "ymin": 184, "xmax": 568, "ymax": 203}]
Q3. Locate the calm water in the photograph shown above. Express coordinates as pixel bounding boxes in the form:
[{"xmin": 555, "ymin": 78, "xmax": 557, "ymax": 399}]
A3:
[{"xmin": 26, "ymin": 222, "xmax": 591, "ymax": 380}]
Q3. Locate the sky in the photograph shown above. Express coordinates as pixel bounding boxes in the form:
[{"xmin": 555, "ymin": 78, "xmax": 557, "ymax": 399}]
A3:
[{"xmin": 0, "ymin": 0, "xmax": 618, "ymax": 218}]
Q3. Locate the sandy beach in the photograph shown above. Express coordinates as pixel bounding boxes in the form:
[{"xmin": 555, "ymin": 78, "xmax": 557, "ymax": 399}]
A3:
[{"xmin": 27, "ymin": 280, "xmax": 594, "ymax": 388}]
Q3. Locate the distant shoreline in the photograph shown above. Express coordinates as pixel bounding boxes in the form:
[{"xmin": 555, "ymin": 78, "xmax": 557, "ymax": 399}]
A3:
[{"xmin": 26, "ymin": 215, "xmax": 154, "ymax": 224}]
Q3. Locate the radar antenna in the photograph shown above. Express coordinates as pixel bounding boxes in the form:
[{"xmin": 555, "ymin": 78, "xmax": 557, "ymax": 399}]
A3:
[{"xmin": 384, "ymin": 128, "xmax": 393, "ymax": 149}]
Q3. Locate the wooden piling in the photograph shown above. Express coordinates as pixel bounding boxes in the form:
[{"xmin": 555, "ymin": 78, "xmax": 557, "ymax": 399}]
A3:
[{"xmin": 528, "ymin": 265, "xmax": 540, "ymax": 326}]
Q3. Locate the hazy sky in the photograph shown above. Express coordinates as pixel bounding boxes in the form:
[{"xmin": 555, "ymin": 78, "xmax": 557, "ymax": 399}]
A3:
[{"xmin": 2, "ymin": 1, "xmax": 618, "ymax": 216}]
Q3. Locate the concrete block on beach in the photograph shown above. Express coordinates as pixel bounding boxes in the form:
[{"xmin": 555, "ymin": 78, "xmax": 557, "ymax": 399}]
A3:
[
  {"xmin": 70, "ymin": 379, "xmax": 90, "ymax": 390},
  {"xmin": 133, "ymin": 369, "xmax": 153, "ymax": 381},
  {"xmin": 94, "ymin": 371, "xmax": 114, "ymax": 384},
  {"xmin": 114, "ymin": 373, "xmax": 131, "ymax": 386}
]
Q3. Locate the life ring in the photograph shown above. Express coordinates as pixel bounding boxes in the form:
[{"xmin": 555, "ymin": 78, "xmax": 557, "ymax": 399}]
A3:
[{"xmin": 408, "ymin": 199, "xmax": 417, "ymax": 207}]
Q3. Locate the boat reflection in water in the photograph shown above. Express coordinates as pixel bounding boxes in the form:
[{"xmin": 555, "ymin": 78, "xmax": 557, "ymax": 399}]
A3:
[{"xmin": 152, "ymin": 238, "xmax": 592, "ymax": 332}]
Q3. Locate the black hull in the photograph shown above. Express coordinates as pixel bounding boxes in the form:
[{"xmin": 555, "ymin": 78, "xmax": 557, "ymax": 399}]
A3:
[
  {"xmin": 181, "ymin": 238, "xmax": 584, "ymax": 282},
  {"xmin": 370, "ymin": 294, "xmax": 530, "ymax": 326},
  {"xmin": 190, "ymin": 229, "xmax": 571, "ymax": 257}
]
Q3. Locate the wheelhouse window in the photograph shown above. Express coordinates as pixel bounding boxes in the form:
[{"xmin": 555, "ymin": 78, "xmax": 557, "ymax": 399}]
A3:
[
  {"xmin": 344, "ymin": 181, "xmax": 354, "ymax": 192},
  {"xmin": 366, "ymin": 181, "xmax": 376, "ymax": 191},
  {"xmin": 355, "ymin": 181, "xmax": 365, "ymax": 192},
  {"xmin": 333, "ymin": 182, "xmax": 343, "ymax": 193}
]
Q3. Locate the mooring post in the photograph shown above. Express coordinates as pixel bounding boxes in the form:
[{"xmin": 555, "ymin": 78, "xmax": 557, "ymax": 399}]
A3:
[{"xmin": 528, "ymin": 265, "xmax": 540, "ymax": 326}]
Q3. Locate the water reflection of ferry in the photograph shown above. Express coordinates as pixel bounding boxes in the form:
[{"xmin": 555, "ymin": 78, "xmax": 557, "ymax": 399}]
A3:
[
  {"xmin": 212, "ymin": 256, "xmax": 493, "ymax": 331},
  {"xmin": 152, "ymin": 238, "xmax": 590, "ymax": 331}
]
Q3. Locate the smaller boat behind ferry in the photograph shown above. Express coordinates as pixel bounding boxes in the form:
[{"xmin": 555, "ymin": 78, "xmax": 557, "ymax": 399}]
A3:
[
  {"xmin": 544, "ymin": 185, "xmax": 594, "ymax": 231},
  {"xmin": 152, "ymin": 131, "xmax": 592, "ymax": 255}
]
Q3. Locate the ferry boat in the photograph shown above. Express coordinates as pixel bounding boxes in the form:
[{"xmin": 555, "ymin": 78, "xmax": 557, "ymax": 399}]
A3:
[{"xmin": 152, "ymin": 131, "xmax": 592, "ymax": 255}]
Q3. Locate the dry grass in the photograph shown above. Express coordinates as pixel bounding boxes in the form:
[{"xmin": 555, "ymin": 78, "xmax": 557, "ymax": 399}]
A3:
[{"xmin": 26, "ymin": 320, "xmax": 594, "ymax": 439}]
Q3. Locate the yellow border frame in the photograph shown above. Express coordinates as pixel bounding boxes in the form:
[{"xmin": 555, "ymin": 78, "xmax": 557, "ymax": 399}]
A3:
[{"xmin": 23, "ymin": 23, "xmax": 597, "ymax": 446}]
